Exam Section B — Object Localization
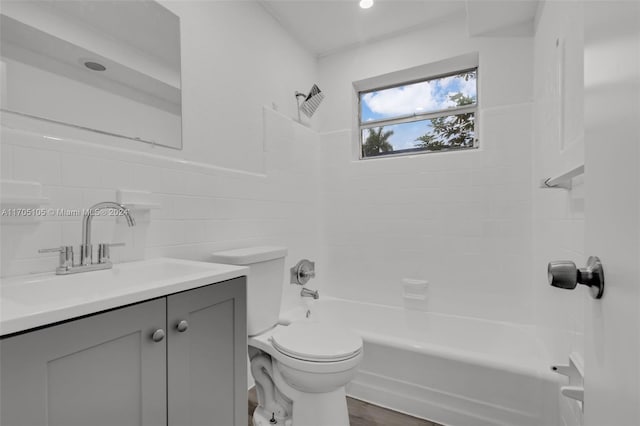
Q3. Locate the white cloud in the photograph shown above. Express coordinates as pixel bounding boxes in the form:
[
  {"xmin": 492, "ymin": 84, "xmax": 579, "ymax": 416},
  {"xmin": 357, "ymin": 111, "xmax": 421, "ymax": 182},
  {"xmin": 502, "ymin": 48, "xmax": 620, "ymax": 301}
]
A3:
[
  {"xmin": 438, "ymin": 76, "xmax": 455, "ymax": 87},
  {"xmin": 436, "ymin": 75, "xmax": 476, "ymax": 100},
  {"xmin": 363, "ymin": 81, "xmax": 439, "ymax": 117},
  {"xmin": 458, "ymin": 77, "xmax": 477, "ymax": 98},
  {"xmin": 363, "ymin": 74, "xmax": 477, "ymax": 119},
  {"xmin": 363, "ymin": 75, "xmax": 477, "ymax": 118}
]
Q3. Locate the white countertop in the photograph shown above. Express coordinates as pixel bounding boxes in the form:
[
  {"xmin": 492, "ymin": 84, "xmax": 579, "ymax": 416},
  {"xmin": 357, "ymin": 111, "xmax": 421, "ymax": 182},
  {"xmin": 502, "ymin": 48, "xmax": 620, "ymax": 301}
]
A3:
[{"xmin": 0, "ymin": 258, "xmax": 248, "ymax": 336}]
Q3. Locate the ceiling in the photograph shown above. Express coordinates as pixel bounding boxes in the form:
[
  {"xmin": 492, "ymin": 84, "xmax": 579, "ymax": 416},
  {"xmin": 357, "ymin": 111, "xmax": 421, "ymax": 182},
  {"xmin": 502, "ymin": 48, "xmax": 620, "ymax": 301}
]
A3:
[{"xmin": 259, "ymin": 0, "xmax": 540, "ymax": 58}]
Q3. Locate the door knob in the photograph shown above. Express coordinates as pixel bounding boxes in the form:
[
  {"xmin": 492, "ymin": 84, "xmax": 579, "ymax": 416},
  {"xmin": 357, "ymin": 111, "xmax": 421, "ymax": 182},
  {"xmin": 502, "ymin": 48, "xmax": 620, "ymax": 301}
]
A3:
[{"xmin": 548, "ymin": 256, "xmax": 605, "ymax": 299}]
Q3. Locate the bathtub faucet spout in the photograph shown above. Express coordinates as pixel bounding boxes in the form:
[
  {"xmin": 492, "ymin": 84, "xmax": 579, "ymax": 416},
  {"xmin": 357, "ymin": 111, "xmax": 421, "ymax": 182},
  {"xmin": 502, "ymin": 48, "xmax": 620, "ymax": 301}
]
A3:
[{"xmin": 300, "ymin": 287, "xmax": 319, "ymax": 299}]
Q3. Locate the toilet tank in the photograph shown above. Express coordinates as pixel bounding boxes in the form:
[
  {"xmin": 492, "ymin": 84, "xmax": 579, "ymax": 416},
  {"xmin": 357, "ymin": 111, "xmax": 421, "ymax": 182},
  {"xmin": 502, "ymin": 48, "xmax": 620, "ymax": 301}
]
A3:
[{"xmin": 211, "ymin": 246, "xmax": 288, "ymax": 336}]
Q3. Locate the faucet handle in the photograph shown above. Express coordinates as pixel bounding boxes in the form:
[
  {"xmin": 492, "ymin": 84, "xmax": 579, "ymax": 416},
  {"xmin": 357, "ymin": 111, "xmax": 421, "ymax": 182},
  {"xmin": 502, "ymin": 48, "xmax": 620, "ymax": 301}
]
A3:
[
  {"xmin": 38, "ymin": 246, "xmax": 67, "ymax": 254},
  {"xmin": 106, "ymin": 242, "xmax": 126, "ymax": 248},
  {"xmin": 39, "ymin": 246, "xmax": 74, "ymax": 269},
  {"xmin": 97, "ymin": 242, "xmax": 125, "ymax": 264},
  {"xmin": 290, "ymin": 259, "xmax": 316, "ymax": 285},
  {"xmin": 300, "ymin": 269, "xmax": 316, "ymax": 279}
]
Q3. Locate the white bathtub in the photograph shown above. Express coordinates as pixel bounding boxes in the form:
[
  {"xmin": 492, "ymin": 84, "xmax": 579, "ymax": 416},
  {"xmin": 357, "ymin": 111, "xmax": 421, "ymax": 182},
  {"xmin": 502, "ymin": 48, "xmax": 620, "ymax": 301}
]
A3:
[{"xmin": 282, "ymin": 297, "xmax": 560, "ymax": 426}]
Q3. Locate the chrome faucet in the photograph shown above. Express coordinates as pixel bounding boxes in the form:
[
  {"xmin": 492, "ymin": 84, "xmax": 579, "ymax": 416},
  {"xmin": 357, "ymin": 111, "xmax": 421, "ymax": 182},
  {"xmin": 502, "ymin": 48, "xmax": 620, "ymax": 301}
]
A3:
[
  {"xmin": 300, "ymin": 287, "xmax": 319, "ymax": 299},
  {"xmin": 39, "ymin": 201, "xmax": 135, "ymax": 275},
  {"xmin": 81, "ymin": 201, "xmax": 135, "ymax": 266},
  {"xmin": 290, "ymin": 258, "xmax": 319, "ymax": 299}
]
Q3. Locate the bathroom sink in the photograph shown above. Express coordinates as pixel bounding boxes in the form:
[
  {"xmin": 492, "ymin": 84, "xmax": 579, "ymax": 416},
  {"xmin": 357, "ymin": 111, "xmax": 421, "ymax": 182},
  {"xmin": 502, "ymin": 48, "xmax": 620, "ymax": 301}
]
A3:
[
  {"xmin": 0, "ymin": 258, "xmax": 248, "ymax": 335},
  {"xmin": 4, "ymin": 259, "xmax": 225, "ymax": 305}
]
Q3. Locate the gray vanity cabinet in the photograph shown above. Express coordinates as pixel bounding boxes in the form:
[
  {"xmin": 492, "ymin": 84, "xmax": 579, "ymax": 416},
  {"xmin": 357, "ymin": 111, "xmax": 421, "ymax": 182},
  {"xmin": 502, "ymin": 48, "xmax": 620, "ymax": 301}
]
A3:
[
  {"xmin": 0, "ymin": 298, "xmax": 168, "ymax": 426},
  {"xmin": 167, "ymin": 278, "xmax": 247, "ymax": 426},
  {"xmin": 0, "ymin": 277, "xmax": 247, "ymax": 426}
]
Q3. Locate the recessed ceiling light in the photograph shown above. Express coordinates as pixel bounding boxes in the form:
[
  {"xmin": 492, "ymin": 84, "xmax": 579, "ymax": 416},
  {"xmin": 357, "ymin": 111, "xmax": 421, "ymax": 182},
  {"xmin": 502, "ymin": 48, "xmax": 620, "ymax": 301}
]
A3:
[
  {"xmin": 84, "ymin": 61, "xmax": 106, "ymax": 71},
  {"xmin": 359, "ymin": 0, "xmax": 374, "ymax": 9}
]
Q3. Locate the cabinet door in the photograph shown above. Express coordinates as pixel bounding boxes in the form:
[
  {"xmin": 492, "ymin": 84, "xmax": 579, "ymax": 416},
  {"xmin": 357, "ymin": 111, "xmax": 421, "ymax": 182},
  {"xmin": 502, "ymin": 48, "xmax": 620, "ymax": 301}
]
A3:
[
  {"xmin": 167, "ymin": 277, "xmax": 247, "ymax": 426},
  {"xmin": 0, "ymin": 298, "xmax": 167, "ymax": 426}
]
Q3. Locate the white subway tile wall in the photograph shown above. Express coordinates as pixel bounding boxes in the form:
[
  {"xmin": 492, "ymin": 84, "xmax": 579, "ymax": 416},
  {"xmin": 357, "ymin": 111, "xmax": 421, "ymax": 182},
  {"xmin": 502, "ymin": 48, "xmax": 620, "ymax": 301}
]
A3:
[
  {"xmin": 316, "ymin": 15, "xmax": 535, "ymax": 324},
  {"xmin": 317, "ymin": 108, "xmax": 534, "ymax": 323},
  {"xmin": 533, "ymin": 2, "xmax": 585, "ymax": 426},
  {"xmin": 1, "ymin": 108, "xmax": 320, "ymax": 314}
]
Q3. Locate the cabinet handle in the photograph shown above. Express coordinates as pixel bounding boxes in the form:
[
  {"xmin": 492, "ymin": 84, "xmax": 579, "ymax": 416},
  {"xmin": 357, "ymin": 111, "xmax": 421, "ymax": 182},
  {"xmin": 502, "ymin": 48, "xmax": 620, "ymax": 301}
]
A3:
[
  {"xmin": 151, "ymin": 329, "xmax": 165, "ymax": 342},
  {"xmin": 176, "ymin": 320, "xmax": 189, "ymax": 332}
]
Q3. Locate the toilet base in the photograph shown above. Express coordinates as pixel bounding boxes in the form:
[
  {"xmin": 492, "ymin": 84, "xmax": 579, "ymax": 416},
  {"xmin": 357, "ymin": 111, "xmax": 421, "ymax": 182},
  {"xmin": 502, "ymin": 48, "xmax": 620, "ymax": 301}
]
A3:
[
  {"xmin": 290, "ymin": 387, "xmax": 350, "ymax": 426},
  {"xmin": 250, "ymin": 349, "xmax": 352, "ymax": 426},
  {"xmin": 248, "ymin": 323, "xmax": 361, "ymax": 426},
  {"xmin": 270, "ymin": 358, "xmax": 350, "ymax": 426},
  {"xmin": 252, "ymin": 386, "xmax": 349, "ymax": 426},
  {"xmin": 252, "ymin": 406, "xmax": 292, "ymax": 426}
]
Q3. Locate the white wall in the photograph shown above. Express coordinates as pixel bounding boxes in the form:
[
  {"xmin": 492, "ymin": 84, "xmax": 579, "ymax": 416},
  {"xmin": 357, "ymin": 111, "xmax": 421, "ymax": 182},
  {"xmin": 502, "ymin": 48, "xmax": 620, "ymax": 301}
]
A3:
[
  {"xmin": 531, "ymin": 2, "xmax": 585, "ymax": 425},
  {"xmin": 532, "ymin": 0, "xmax": 586, "ymax": 374},
  {"xmin": 169, "ymin": 0, "xmax": 319, "ymax": 174},
  {"xmin": 315, "ymin": 15, "xmax": 535, "ymax": 324},
  {"xmin": 0, "ymin": 0, "xmax": 320, "ymax": 314}
]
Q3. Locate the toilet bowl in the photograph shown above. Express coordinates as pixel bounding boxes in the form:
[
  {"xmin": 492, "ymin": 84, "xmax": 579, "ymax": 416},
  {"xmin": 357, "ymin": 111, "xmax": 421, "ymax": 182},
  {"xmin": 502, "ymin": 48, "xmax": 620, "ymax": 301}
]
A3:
[
  {"xmin": 211, "ymin": 247, "xmax": 363, "ymax": 426},
  {"xmin": 249, "ymin": 322, "xmax": 362, "ymax": 426}
]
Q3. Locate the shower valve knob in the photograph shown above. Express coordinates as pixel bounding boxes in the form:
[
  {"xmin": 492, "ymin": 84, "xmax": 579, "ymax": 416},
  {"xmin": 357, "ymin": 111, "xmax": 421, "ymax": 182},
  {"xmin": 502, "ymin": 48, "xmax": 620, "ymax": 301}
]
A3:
[
  {"xmin": 548, "ymin": 256, "xmax": 605, "ymax": 299},
  {"xmin": 300, "ymin": 269, "xmax": 315, "ymax": 278},
  {"xmin": 290, "ymin": 259, "xmax": 316, "ymax": 285}
]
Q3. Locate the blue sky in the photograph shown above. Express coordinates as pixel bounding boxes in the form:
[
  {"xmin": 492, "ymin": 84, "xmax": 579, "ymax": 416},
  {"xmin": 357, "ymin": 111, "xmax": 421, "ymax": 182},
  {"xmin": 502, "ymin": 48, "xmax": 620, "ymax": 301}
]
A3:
[
  {"xmin": 361, "ymin": 72, "xmax": 476, "ymax": 150},
  {"xmin": 361, "ymin": 120, "xmax": 434, "ymax": 150}
]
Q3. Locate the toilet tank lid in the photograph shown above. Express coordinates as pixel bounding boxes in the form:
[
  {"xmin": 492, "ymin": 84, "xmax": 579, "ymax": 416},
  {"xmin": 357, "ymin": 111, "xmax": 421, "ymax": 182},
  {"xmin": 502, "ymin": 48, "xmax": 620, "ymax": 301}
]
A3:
[{"xmin": 210, "ymin": 246, "xmax": 288, "ymax": 265}]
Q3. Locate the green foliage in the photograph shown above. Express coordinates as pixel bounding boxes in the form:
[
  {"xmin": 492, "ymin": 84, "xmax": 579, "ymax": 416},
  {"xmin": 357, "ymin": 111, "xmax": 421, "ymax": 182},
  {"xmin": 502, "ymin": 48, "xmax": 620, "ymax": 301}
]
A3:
[
  {"xmin": 456, "ymin": 70, "xmax": 477, "ymax": 82},
  {"xmin": 414, "ymin": 82, "xmax": 476, "ymax": 151},
  {"xmin": 362, "ymin": 127, "xmax": 394, "ymax": 157}
]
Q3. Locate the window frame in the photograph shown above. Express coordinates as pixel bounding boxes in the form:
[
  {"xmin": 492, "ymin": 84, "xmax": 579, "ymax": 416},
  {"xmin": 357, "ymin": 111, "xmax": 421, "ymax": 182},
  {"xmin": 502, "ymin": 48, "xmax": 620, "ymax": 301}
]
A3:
[{"xmin": 357, "ymin": 66, "xmax": 479, "ymax": 160}]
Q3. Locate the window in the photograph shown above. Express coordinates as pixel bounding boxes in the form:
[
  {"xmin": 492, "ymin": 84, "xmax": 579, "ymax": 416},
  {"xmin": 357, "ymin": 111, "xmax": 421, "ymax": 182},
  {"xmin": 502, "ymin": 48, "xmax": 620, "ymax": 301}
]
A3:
[{"xmin": 358, "ymin": 68, "xmax": 478, "ymax": 159}]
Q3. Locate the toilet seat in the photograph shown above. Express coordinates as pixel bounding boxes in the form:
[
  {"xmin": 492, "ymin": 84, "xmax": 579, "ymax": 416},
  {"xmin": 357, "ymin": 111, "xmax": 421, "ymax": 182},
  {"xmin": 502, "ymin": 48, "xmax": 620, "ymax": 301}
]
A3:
[
  {"xmin": 249, "ymin": 324, "xmax": 363, "ymax": 376},
  {"xmin": 271, "ymin": 322, "xmax": 362, "ymax": 362}
]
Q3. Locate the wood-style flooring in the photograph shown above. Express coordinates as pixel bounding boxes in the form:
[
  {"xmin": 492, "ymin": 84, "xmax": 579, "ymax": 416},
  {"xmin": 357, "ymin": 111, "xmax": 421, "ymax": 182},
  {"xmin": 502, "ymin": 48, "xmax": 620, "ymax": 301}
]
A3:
[{"xmin": 248, "ymin": 388, "xmax": 443, "ymax": 426}]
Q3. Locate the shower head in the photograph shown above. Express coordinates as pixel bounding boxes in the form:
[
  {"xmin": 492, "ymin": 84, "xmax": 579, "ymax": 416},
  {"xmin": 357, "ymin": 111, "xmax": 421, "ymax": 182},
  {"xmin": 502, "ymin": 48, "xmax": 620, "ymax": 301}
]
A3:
[{"xmin": 295, "ymin": 84, "xmax": 325, "ymax": 118}]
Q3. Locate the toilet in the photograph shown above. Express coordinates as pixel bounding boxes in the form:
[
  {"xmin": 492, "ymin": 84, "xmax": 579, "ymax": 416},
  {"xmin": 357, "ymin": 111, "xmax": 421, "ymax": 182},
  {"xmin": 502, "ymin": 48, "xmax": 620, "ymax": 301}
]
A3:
[{"xmin": 211, "ymin": 246, "xmax": 363, "ymax": 426}]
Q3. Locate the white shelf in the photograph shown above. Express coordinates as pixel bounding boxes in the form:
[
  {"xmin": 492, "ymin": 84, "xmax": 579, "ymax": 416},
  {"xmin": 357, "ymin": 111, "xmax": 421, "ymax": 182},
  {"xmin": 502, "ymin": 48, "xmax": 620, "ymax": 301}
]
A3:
[
  {"xmin": 0, "ymin": 180, "xmax": 50, "ymax": 224},
  {"xmin": 116, "ymin": 189, "xmax": 159, "ymax": 223},
  {"xmin": 1, "ymin": 180, "xmax": 49, "ymax": 205},
  {"xmin": 540, "ymin": 164, "xmax": 584, "ymax": 190},
  {"xmin": 121, "ymin": 201, "xmax": 161, "ymax": 210},
  {"xmin": 1, "ymin": 196, "xmax": 50, "ymax": 206},
  {"xmin": 116, "ymin": 189, "xmax": 159, "ymax": 210}
]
